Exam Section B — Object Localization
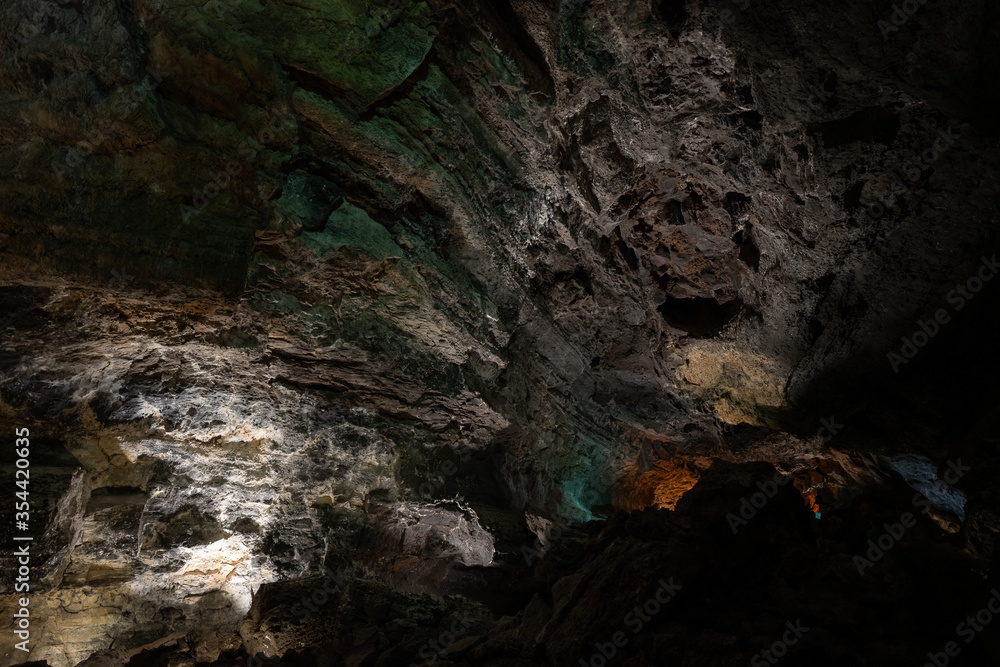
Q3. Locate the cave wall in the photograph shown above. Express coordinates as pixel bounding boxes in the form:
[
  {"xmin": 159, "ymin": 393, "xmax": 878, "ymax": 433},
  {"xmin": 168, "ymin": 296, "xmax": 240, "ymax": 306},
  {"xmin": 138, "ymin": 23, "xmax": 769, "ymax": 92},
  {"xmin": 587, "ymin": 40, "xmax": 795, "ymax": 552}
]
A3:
[{"xmin": 1, "ymin": 0, "xmax": 999, "ymax": 664}]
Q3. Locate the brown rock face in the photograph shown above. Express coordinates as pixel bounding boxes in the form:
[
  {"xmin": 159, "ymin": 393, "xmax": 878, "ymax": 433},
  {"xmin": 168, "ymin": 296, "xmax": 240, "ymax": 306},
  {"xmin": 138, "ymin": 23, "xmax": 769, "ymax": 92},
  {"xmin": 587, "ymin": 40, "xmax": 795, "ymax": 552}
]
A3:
[
  {"xmin": 2, "ymin": 0, "xmax": 1000, "ymax": 665},
  {"xmin": 434, "ymin": 460, "xmax": 993, "ymax": 666}
]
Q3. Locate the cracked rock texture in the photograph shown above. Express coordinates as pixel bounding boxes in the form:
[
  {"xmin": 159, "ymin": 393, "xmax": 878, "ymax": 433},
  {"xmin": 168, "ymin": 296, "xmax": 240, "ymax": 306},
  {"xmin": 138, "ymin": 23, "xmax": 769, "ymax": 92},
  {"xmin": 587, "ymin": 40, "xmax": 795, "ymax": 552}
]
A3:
[{"xmin": 1, "ymin": 0, "xmax": 1000, "ymax": 665}]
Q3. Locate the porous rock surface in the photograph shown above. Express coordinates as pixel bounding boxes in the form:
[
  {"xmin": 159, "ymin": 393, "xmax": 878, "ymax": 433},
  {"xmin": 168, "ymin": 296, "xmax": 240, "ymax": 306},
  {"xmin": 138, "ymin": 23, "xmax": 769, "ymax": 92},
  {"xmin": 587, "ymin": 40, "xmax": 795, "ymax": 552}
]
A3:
[{"xmin": 1, "ymin": 0, "xmax": 1000, "ymax": 665}]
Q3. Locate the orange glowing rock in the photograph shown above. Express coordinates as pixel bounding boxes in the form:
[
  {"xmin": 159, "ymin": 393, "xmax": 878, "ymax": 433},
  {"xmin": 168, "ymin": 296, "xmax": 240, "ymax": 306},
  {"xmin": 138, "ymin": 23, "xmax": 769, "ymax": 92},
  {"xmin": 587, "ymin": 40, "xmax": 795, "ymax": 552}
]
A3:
[{"xmin": 613, "ymin": 456, "xmax": 706, "ymax": 511}]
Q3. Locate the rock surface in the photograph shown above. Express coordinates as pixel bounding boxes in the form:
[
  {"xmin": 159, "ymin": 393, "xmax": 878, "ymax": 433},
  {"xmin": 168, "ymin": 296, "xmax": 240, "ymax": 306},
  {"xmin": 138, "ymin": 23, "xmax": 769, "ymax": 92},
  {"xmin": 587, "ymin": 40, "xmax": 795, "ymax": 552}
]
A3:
[{"xmin": 1, "ymin": 0, "xmax": 1000, "ymax": 665}]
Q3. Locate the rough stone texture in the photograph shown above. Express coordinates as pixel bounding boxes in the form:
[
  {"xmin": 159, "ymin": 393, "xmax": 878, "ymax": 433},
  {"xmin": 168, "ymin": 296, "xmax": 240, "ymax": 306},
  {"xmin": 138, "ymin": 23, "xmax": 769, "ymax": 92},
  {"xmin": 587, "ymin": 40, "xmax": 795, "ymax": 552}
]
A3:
[
  {"xmin": 1, "ymin": 0, "xmax": 999, "ymax": 665},
  {"xmin": 437, "ymin": 460, "xmax": 999, "ymax": 666},
  {"xmin": 378, "ymin": 500, "xmax": 495, "ymax": 567}
]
